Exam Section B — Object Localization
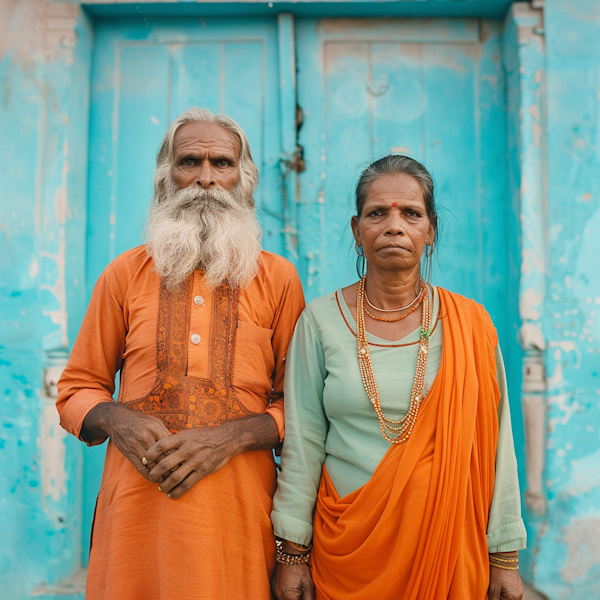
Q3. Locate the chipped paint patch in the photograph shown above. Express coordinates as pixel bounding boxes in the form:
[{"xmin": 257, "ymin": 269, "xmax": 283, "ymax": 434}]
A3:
[
  {"xmin": 39, "ymin": 400, "xmax": 67, "ymax": 503},
  {"xmin": 40, "ymin": 232, "xmax": 68, "ymax": 348},
  {"xmin": 521, "ymin": 287, "xmax": 543, "ymax": 321},
  {"xmin": 29, "ymin": 258, "xmax": 39, "ymax": 278},
  {"xmin": 561, "ymin": 518, "xmax": 600, "ymax": 583},
  {"xmin": 562, "ymin": 447, "xmax": 600, "ymax": 496}
]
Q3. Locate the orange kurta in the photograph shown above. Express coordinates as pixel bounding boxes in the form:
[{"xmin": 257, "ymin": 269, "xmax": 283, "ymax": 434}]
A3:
[
  {"xmin": 311, "ymin": 289, "xmax": 500, "ymax": 600},
  {"xmin": 57, "ymin": 245, "xmax": 305, "ymax": 600}
]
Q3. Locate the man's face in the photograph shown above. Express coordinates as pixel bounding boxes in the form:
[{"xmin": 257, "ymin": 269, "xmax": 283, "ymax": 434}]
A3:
[{"xmin": 170, "ymin": 121, "xmax": 242, "ymax": 191}]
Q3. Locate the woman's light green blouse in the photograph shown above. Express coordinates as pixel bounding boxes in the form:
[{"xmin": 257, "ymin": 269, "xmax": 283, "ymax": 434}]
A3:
[{"xmin": 271, "ymin": 288, "xmax": 527, "ymax": 553}]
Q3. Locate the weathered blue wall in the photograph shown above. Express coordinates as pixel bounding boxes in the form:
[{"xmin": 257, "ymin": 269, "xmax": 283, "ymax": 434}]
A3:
[
  {"xmin": 501, "ymin": 4, "xmax": 552, "ymax": 588},
  {"xmin": 1, "ymin": 0, "xmax": 600, "ymax": 599},
  {"xmin": 527, "ymin": 1, "xmax": 600, "ymax": 597},
  {"xmin": 0, "ymin": 1, "xmax": 92, "ymax": 597}
]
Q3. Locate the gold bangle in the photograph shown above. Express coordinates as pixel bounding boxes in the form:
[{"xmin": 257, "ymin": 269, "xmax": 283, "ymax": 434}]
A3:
[
  {"xmin": 490, "ymin": 562, "xmax": 519, "ymax": 571},
  {"xmin": 276, "ymin": 546, "xmax": 311, "ymax": 566},
  {"xmin": 289, "ymin": 541, "xmax": 312, "ymax": 552},
  {"xmin": 489, "ymin": 555, "xmax": 519, "ymax": 563},
  {"xmin": 489, "ymin": 557, "xmax": 519, "ymax": 571}
]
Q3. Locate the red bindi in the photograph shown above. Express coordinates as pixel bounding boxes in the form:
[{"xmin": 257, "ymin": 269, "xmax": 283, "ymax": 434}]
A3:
[{"xmin": 392, "ymin": 202, "xmax": 397, "ymax": 207}]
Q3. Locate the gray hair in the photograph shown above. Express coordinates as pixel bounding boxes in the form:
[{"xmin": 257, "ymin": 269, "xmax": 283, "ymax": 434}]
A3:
[{"xmin": 153, "ymin": 107, "xmax": 259, "ymax": 206}]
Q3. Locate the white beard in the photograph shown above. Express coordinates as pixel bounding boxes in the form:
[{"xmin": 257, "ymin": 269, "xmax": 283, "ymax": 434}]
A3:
[{"xmin": 145, "ymin": 183, "xmax": 262, "ymax": 290}]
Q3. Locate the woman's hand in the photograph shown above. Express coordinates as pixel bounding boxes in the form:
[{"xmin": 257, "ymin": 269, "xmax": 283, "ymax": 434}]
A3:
[
  {"xmin": 488, "ymin": 566, "xmax": 524, "ymax": 600},
  {"xmin": 273, "ymin": 564, "xmax": 316, "ymax": 600}
]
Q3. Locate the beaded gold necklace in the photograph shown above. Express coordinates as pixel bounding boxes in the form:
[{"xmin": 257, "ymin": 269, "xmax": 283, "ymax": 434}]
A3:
[{"xmin": 356, "ymin": 276, "xmax": 431, "ymax": 444}]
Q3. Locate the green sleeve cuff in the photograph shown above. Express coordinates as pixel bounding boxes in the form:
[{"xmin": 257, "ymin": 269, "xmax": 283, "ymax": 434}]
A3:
[
  {"xmin": 271, "ymin": 511, "xmax": 313, "ymax": 547},
  {"xmin": 487, "ymin": 520, "xmax": 527, "ymax": 553}
]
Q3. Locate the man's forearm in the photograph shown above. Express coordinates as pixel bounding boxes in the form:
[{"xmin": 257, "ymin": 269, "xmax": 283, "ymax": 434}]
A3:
[
  {"xmin": 228, "ymin": 413, "xmax": 280, "ymax": 455},
  {"xmin": 83, "ymin": 405, "xmax": 279, "ymax": 451},
  {"xmin": 80, "ymin": 401, "xmax": 120, "ymax": 444}
]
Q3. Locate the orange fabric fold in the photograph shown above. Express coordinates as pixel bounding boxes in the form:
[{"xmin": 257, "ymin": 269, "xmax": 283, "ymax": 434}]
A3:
[
  {"xmin": 87, "ymin": 445, "xmax": 277, "ymax": 600},
  {"xmin": 311, "ymin": 289, "xmax": 500, "ymax": 600}
]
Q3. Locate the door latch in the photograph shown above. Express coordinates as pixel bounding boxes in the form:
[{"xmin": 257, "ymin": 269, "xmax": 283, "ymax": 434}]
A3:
[{"xmin": 280, "ymin": 145, "xmax": 306, "ymax": 174}]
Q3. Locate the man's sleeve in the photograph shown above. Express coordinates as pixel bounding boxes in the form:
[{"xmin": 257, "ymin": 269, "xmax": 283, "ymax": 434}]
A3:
[
  {"xmin": 56, "ymin": 268, "xmax": 127, "ymax": 446},
  {"xmin": 265, "ymin": 266, "xmax": 305, "ymax": 441}
]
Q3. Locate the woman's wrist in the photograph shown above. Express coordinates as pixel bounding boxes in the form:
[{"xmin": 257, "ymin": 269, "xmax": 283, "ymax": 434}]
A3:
[
  {"xmin": 489, "ymin": 551, "xmax": 519, "ymax": 571},
  {"xmin": 280, "ymin": 539, "xmax": 311, "ymax": 556}
]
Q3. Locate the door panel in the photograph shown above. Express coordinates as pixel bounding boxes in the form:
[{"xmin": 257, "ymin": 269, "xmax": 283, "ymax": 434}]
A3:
[
  {"xmin": 84, "ymin": 16, "xmax": 282, "ymax": 564},
  {"xmin": 295, "ymin": 18, "xmax": 510, "ymax": 348}
]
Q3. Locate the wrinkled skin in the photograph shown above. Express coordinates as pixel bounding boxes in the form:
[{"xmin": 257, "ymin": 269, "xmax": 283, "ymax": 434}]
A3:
[
  {"xmin": 143, "ymin": 414, "xmax": 278, "ymax": 499},
  {"xmin": 170, "ymin": 121, "xmax": 241, "ymax": 191},
  {"xmin": 273, "ymin": 564, "xmax": 315, "ymax": 600},
  {"xmin": 488, "ymin": 566, "xmax": 524, "ymax": 599},
  {"xmin": 81, "ymin": 402, "xmax": 172, "ymax": 481},
  {"xmin": 81, "ymin": 403, "xmax": 279, "ymax": 498}
]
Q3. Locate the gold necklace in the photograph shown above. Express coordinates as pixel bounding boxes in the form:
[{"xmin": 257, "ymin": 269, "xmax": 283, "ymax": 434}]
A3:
[
  {"xmin": 363, "ymin": 286, "xmax": 424, "ymax": 322},
  {"xmin": 356, "ymin": 276, "xmax": 430, "ymax": 444},
  {"xmin": 364, "ymin": 283, "xmax": 422, "ymax": 312}
]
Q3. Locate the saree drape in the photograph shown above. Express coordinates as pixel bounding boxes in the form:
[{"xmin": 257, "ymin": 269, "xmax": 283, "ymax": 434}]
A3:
[{"xmin": 311, "ymin": 289, "xmax": 500, "ymax": 600}]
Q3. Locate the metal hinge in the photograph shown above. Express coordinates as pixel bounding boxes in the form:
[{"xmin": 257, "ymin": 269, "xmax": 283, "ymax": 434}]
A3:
[{"xmin": 280, "ymin": 145, "xmax": 306, "ymax": 174}]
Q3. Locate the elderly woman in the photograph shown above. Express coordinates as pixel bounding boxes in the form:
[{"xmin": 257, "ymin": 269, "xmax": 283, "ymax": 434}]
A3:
[{"xmin": 271, "ymin": 155, "xmax": 526, "ymax": 600}]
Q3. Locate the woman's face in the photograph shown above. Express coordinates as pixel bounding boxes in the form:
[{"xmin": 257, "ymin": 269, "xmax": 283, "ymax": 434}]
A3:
[{"xmin": 351, "ymin": 173, "xmax": 435, "ymax": 275}]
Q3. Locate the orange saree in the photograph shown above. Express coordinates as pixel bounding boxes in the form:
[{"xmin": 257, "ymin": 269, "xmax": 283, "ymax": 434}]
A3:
[{"xmin": 311, "ymin": 289, "xmax": 500, "ymax": 600}]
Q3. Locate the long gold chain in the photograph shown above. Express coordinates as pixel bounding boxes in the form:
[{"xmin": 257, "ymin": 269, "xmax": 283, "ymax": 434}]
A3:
[{"xmin": 356, "ymin": 276, "xmax": 431, "ymax": 444}]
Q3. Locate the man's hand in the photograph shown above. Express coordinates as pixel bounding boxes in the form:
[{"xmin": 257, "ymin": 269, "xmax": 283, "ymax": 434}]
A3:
[
  {"xmin": 144, "ymin": 413, "xmax": 279, "ymax": 499},
  {"xmin": 81, "ymin": 402, "xmax": 172, "ymax": 481},
  {"xmin": 488, "ymin": 552, "xmax": 524, "ymax": 600}
]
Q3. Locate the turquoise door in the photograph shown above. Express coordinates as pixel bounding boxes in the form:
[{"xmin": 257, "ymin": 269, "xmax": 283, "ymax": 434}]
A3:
[
  {"xmin": 84, "ymin": 14, "xmax": 518, "ymax": 564},
  {"xmin": 84, "ymin": 16, "xmax": 286, "ymax": 563},
  {"xmin": 295, "ymin": 18, "xmax": 511, "ymax": 337}
]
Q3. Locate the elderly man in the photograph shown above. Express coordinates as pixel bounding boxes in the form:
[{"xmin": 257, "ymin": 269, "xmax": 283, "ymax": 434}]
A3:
[{"xmin": 57, "ymin": 108, "xmax": 305, "ymax": 599}]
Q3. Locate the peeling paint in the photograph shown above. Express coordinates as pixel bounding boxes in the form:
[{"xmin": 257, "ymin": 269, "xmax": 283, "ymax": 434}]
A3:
[
  {"xmin": 521, "ymin": 287, "xmax": 543, "ymax": 321},
  {"xmin": 1, "ymin": 1, "xmax": 599, "ymax": 599},
  {"xmin": 0, "ymin": 0, "xmax": 91, "ymax": 595},
  {"xmin": 40, "ymin": 233, "xmax": 68, "ymax": 349},
  {"xmin": 29, "ymin": 258, "xmax": 39, "ymax": 278},
  {"xmin": 38, "ymin": 358, "xmax": 69, "ymax": 504},
  {"xmin": 561, "ymin": 518, "xmax": 600, "ymax": 583},
  {"xmin": 39, "ymin": 401, "xmax": 67, "ymax": 503}
]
